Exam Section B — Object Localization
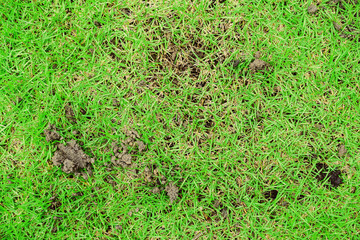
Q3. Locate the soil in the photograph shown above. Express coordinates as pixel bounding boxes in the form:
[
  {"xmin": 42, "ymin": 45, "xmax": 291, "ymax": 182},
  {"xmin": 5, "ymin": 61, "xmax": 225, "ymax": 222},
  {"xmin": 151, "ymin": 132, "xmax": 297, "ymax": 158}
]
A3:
[
  {"xmin": 264, "ymin": 190, "xmax": 278, "ymax": 200},
  {"xmin": 44, "ymin": 124, "xmax": 62, "ymax": 142},
  {"xmin": 333, "ymin": 19, "xmax": 358, "ymax": 42},
  {"xmin": 254, "ymin": 51, "xmax": 262, "ymax": 59},
  {"xmin": 137, "ymin": 140, "xmax": 147, "ymax": 153},
  {"xmin": 111, "ymin": 140, "xmax": 132, "ymax": 168},
  {"xmin": 110, "ymin": 129, "xmax": 147, "ymax": 168},
  {"xmin": 111, "ymin": 153, "xmax": 132, "ymax": 168},
  {"xmin": 314, "ymin": 163, "xmax": 343, "ymax": 188},
  {"xmin": 151, "ymin": 187, "xmax": 161, "ymax": 194},
  {"xmin": 45, "ymin": 122, "xmax": 94, "ymax": 176},
  {"xmin": 315, "ymin": 123, "xmax": 324, "ymax": 130},
  {"xmin": 52, "ymin": 140, "xmax": 94, "ymax": 175},
  {"xmin": 165, "ymin": 182, "xmax": 179, "ymax": 203},
  {"xmin": 338, "ymin": 144, "xmax": 347, "ymax": 157},
  {"xmin": 307, "ymin": 4, "xmax": 318, "ymax": 14},
  {"xmin": 94, "ymin": 21, "xmax": 102, "ymax": 28},
  {"xmin": 51, "ymin": 227, "xmax": 58, "ymax": 233},
  {"xmin": 64, "ymin": 103, "xmax": 76, "ymax": 122},
  {"xmin": 249, "ymin": 59, "xmax": 270, "ymax": 72},
  {"xmin": 49, "ymin": 194, "xmax": 62, "ymax": 210}
]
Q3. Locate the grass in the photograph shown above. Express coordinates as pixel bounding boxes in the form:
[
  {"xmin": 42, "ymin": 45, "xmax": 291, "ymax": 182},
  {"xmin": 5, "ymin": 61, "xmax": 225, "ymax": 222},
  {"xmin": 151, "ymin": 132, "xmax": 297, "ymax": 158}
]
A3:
[{"xmin": 1, "ymin": 0, "xmax": 360, "ymax": 239}]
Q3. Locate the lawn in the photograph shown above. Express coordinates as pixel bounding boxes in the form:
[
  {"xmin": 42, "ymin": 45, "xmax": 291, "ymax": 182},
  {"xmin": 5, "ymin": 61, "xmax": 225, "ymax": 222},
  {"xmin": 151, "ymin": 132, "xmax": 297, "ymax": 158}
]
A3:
[{"xmin": 1, "ymin": 0, "xmax": 359, "ymax": 239}]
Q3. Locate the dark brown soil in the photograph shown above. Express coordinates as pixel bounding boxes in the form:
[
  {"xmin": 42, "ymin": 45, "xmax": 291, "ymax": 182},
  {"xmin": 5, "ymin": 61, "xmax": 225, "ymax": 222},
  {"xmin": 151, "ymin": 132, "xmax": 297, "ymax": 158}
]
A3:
[
  {"xmin": 49, "ymin": 194, "xmax": 62, "ymax": 210},
  {"xmin": 264, "ymin": 190, "xmax": 278, "ymax": 200},
  {"xmin": 297, "ymin": 194, "xmax": 306, "ymax": 201},
  {"xmin": 314, "ymin": 163, "xmax": 343, "ymax": 188}
]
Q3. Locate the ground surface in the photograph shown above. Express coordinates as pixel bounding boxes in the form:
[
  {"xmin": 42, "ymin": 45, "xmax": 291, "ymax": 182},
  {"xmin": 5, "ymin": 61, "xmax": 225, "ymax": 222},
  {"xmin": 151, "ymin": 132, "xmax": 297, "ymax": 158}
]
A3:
[{"xmin": 1, "ymin": 0, "xmax": 360, "ymax": 239}]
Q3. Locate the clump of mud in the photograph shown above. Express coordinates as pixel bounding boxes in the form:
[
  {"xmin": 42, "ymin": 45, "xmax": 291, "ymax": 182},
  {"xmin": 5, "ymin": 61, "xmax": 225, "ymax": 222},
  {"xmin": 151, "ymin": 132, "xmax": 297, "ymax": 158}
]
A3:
[
  {"xmin": 249, "ymin": 59, "xmax": 270, "ymax": 72},
  {"xmin": 264, "ymin": 190, "xmax": 278, "ymax": 200},
  {"xmin": 338, "ymin": 144, "xmax": 347, "ymax": 158},
  {"xmin": 44, "ymin": 124, "xmax": 62, "ymax": 142},
  {"xmin": 314, "ymin": 163, "xmax": 343, "ymax": 188},
  {"xmin": 44, "ymin": 124, "xmax": 94, "ymax": 178},
  {"xmin": 165, "ymin": 182, "xmax": 179, "ymax": 203},
  {"xmin": 110, "ymin": 128, "xmax": 147, "ymax": 168},
  {"xmin": 307, "ymin": 4, "xmax": 318, "ymax": 14},
  {"xmin": 52, "ymin": 140, "xmax": 94, "ymax": 175},
  {"xmin": 111, "ymin": 141, "xmax": 133, "ymax": 168}
]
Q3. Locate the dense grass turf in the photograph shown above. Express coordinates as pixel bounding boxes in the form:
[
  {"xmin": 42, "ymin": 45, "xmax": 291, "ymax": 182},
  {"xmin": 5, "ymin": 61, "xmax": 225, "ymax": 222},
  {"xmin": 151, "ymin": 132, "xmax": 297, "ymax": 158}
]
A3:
[{"xmin": 1, "ymin": 0, "xmax": 359, "ymax": 239}]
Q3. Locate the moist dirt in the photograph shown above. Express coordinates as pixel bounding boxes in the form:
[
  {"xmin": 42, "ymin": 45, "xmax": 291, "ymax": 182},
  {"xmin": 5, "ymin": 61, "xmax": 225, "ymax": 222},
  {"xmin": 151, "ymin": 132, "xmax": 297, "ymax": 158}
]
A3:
[{"xmin": 314, "ymin": 162, "xmax": 343, "ymax": 188}]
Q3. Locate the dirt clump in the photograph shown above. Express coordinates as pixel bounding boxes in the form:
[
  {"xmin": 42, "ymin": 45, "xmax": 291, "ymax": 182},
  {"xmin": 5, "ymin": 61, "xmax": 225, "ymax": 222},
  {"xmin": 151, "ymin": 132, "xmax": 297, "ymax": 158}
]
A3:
[
  {"xmin": 307, "ymin": 4, "xmax": 318, "ymax": 14},
  {"xmin": 314, "ymin": 163, "xmax": 343, "ymax": 188},
  {"xmin": 52, "ymin": 140, "xmax": 94, "ymax": 176},
  {"xmin": 111, "ymin": 141, "xmax": 133, "ymax": 168},
  {"xmin": 254, "ymin": 51, "xmax": 262, "ymax": 59},
  {"xmin": 338, "ymin": 144, "xmax": 347, "ymax": 157},
  {"xmin": 249, "ymin": 59, "xmax": 270, "ymax": 72},
  {"xmin": 44, "ymin": 124, "xmax": 62, "ymax": 142},
  {"xmin": 123, "ymin": 128, "xmax": 146, "ymax": 150},
  {"xmin": 264, "ymin": 190, "xmax": 278, "ymax": 200},
  {"xmin": 64, "ymin": 103, "xmax": 76, "ymax": 122},
  {"xmin": 333, "ymin": 21, "xmax": 342, "ymax": 31},
  {"xmin": 165, "ymin": 182, "xmax": 179, "ymax": 203},
  {"xmin": 210, "ymin": 0, "xmax": 227, "ymax": 8},
  {"xmin": 136, "ymin": 140, "xmax": 147, "ymax": 152},
  {"xmin": 151, "ymin": 187, "xmax": 161, "ymax": 194},
  {"xmin": 110, "ymin": 128, "xmax": 147, "ymax": 167},
  {"xmin": 71, "ymin": 192, "xmax": 84, "ymax": 197},
  {"xmin": 124, "ymin": 128, "xmax": 141, "ymax": 142},
  {"xmin": 144, "ymin": 166, "xmax": 154, "ymax": 182},
  {"xmin": 111, "ymin": 153, "xmax": 132, "ymax": 168},
  {"xmin": 94, "ymin": 21, "xmax": 102, "ymax": 28}
]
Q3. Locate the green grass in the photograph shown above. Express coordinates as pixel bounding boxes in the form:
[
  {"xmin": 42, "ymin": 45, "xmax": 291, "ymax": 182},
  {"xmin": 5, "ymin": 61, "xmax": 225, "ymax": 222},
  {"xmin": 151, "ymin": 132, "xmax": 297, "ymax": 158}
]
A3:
[{"xmin": 1, "ymin": 0, "xmax": 360, "ymax": 239}]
